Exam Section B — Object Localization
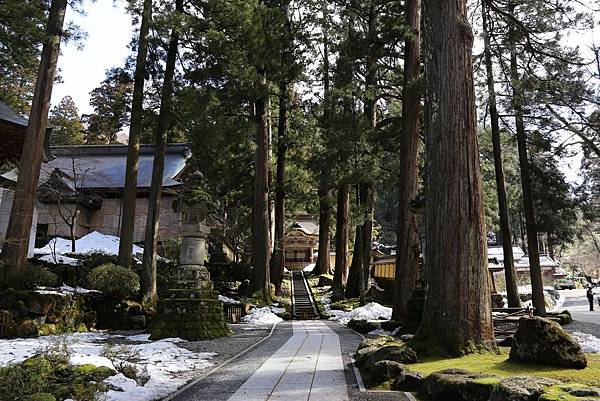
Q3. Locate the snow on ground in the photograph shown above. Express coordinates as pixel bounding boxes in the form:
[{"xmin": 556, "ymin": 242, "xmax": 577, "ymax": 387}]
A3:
[
  {"xmin": 242, "ymin": 306, "xmax": 284, "ymax": 324},
  {"xmin": 34, "ymin": 284, "xmax": 100, "ymax": 296},
  {"xmin": 322, "ymin": 299, "xmax": 392, "ymax": 325},
  {"xmin": 571, "ymin": 331, "xmax": 600, "ymax": 353},
  {"xmin": 38, "ymin": 254, "xmax": 80, "ymax": 265},
  {"xmin": 367, "ymin": 327, "xmax": 400, "ymax": 337},
  {"xmin": 35, "ymin": 231, "xmax": 144, "ymax": 257},
  {"xmin": 0, "ymin": 332, "xmax": 216, "ymax": 401},
  {"xmin": 303, "ymin": 263, "xmax": 316, "ymax": 273},
  {"xmin": 218, "ymin": 294, "xmax": 241, "ymax": 304}
]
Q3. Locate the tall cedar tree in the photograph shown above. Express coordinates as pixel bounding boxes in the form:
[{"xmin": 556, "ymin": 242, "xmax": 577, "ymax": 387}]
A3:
[
  {"xmin": 118, "ymin": 0, "xmax": 153, "ymax": 267},
  {"xmin": 506, "ymin": 0, "xmax": 545, "ymax": 315},
  {"xmin": 142, "ymin": 0, "xmax": 182, "ymax": 307},
  {"xmin": 1, "ymin": 0, "xmax": 68, "ymax": 275},
  {"xmin": 313, "ymin": 0, "xmax": 333, "ymax": 277},
  {"xmin": 251, "ymin": 65, "xmax": 272, "ymax": 301},
  {"xmin": 392, "ymin": 0, "xmax": 421, "ymax": 320},
  {"xmin": 481, "ymin": 1, "xmax": 520, "ymax": 307},
  {"xmin": 270, "ymin": 0, "xmax": 292, "ymax": 294},
  {"xmin": 415, "ymin": 0, "xmax": 495, "ymax": 355}
]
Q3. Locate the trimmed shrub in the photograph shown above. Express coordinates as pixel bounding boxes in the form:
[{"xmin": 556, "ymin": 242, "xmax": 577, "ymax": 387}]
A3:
[{"xmin": 87, "ymin": 263, "xmax": 139, "ymax": 300}]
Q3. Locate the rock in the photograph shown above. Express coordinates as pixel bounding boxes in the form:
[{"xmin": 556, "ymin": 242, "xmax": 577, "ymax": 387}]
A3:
[
  {"xmin": 421, "ymin": 369, "xmax": 500, "ymax": 401},
  {"xmin": 539, "ymin": 384, "xmax": 600, "ymax": 401},
  {"xmin": 509, "ymin": 316, "xmax": 587, "ymax": 369},
  {"xmin": 355, "ymin": 346, "xmax": 379, "ymax": 367},
  {"xmin": 357, "ymin": 336, "xmax": 395, "ymax": 351},
  {"xmin": 492, "ymin": 293, "xmax": 505, "ymax": 308},
  {"xmin": 348, "ymin": 319, "xmax": 380, "ymax": 334},
  {"xmin": 400, "ymin": 334, "xmax": 415, "ymax": 342},
  {"xmin": 497, "ymin": 336, "xmax": 513, "ymax": 347},
  {"xmin": 123, "ymin": 300, "xmax": 143, "ymax": 316},
  {"xmin": 318, "ymin": 274, "xmax": 334, "ymax": 287},
  {"xmin": 381, "ymin": 320, "xmax": 402, "ymax": 332},
  {"xmin": 73, "ymin": 364, "xmax": 117, "ymax": 382},
  {"xmin": 0, "ymin": 309, "xmax": 17, "ymax": 338},
  {"xmin": 18, "ymin": 319, "xmax": 38, "ymax": 337},
  {"xmin": 392, "ymin": 370, "xmax": 423, "ymax": 391},
  {"xmin": 364, "ymin": 345, "xmax": 418, "ymax": 370},
  {"xmin": 331, "ymin": 286, "xmax": 345, "ymax": 302},
  {"xmin": 489, "ymin": 376, "xmax": 560, "ymax": 401},
  {"xmin": 128, "ymin": 314, "xmax": 146, "ymax": 329},
  {"xmin": 369, "ymin": 360, "xmax": 406, "ymax": 383}
]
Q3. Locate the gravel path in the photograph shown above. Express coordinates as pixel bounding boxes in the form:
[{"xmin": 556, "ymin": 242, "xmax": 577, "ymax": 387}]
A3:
[{"xmin": 565, "ymin": 320, "xmax": 600, "ymax": 337}]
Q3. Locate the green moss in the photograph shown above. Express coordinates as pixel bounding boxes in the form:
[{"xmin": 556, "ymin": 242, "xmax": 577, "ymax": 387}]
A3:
[
  {"xmin": 330, "ymin": 298, "xmax": 360, "ymax": 312},
  {"xmin": 472, "ymin": 377, "xmax": 501, "ymax": 386},
  {"xmin": 410, "ymin": 349, "xmax": 600, "ymax": 386},
  {"xmin": 26, "ymin": 393, "xmax": 57, "ymax": 401},
  {"xmin": 539, "ymin": 385, "xmax": 580, "ymax": 401}
]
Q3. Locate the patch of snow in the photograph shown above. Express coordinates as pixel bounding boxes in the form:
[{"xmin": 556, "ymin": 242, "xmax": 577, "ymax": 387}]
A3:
[
  {"xmin": 34, "ymin": 284, "xmax": 100, "ymax": 296},
  {"xmin": 0, "ymin": 332, "xmax": 216, "ymax": 401},
  {"xmin": 35, "ymin": 231, "xmax": 143, "ymax": 256},
  {"xmin": 367, "ymin": 327, "xmax": 400, "ymax": 337},
  {"xmin": 303, "ymin": 263, "xmax": 316, "ymax": 273},
  {"xmin": 38, "ymin": 254, "xmax": 80, "ymax": 265},
  {"xmin": 571, "ymin": 331, "xmax": 600, "ymax": 353},
  {"xmin": 326, "ymin": 302, "xmax": 392, "ymax": 325},
  {"xmin": 218, "ymin": 295, "xmax": 240, "ymax": 304},
  {"xmin": 242, "ymin": 306, "xmax": 283, "ymax": 324}
]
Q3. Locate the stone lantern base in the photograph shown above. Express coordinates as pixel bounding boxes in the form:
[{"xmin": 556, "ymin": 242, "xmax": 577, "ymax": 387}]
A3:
[{"xmin": 150, "ymin": 265, "xmax": 231, "ymax": 340}]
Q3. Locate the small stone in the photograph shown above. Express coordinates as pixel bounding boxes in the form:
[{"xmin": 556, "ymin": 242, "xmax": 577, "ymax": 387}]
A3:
[
  {"xmin": 364, "ymin": 345, "xmax": 417, "ymax": 370},
  {"xmin": 400, "ymin": 334, "xmax": 414, "ymax": 342}
]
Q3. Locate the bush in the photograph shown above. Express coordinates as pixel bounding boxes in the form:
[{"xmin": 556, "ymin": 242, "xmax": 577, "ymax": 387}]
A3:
[
  {"xmin": 87, "ymin": 263, "xmax": 139, "ymax": 300},
  {"xmin": 15, "ymin": 265, "xmax": 59, "ymax": 289},
  {"xmin": 155, "ymin": 259, "xmax": 178, "ymax": 298},
  {"xmin": 77, "ymin": 252, "xmax": 116, "ymax": 270}
]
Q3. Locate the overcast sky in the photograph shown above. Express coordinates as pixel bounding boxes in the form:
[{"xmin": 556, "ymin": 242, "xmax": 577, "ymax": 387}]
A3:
[{"xmin": 52, "ymin": 0, "xmax": 133, "ymax": 115}]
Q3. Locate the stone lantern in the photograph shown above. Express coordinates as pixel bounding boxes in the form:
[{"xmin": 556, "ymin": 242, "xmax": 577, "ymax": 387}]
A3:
[{"xmin": 150, "ymin": 173, "xmax": 231, "ymax": 340}]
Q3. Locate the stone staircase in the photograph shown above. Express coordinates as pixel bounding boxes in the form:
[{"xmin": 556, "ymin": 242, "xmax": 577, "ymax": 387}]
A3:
[{"xmin": 291, "ymin": 271, "xmax": 319, "ymax": 320}]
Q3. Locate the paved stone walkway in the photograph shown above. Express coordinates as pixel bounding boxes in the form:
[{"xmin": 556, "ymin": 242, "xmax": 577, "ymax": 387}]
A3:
[{"xmin": 228, "ymin": 321, "xmax": 348, "ymax": 401}]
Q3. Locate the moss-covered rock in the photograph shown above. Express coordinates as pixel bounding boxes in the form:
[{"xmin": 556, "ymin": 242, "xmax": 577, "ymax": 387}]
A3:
[
  {"xmin": 364, "ymin": 344, "xmax": 418, "ymax": 370},
  {"xmin": 368, "ymin": 360, "xmax": 406, "ymax": 383},
  {"xmin": 317, "ymin": 274, "xmax": 334, "ymax": 287},
  {"xmin": 392, "ymin": 370, "xmax": 423, "ymax": 391},
  {"xmin": 539, "ymin": 384, "xmax": 600, "ymax": 400},
  {"xmin": 421, "ymin": 369, "xmax": 499, "ymax": 401},
  {"xmin": 73, "ymin": 364, "xmax": 116, "ymax": 382},
  {"xmin": 488, "ymin": 376, "xmax": 560, "ymax": 401},
  {"xmin": 358, "ymin": 336, "xmax": 395, "ymax": 351},
  {"xmin": 509, "ymin": 317, "xmax": 587, "ymax": 369},
  {"xmin": 348, "ymin": 318, "xmax": 380, "ymax": 334}
]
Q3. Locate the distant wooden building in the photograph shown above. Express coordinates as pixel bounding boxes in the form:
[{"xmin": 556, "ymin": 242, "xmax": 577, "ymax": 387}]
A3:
[
  {"xmin": 1, "ymin": 144, "xmax": 190, "ymax": 248},
  {"xmin": 284, "ymin": 215, "xmax": 319, "ymax": 271}
]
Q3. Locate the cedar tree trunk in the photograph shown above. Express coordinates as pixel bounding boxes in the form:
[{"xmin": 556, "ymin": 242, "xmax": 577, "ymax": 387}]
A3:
[
  {"xmin": 1, "ymin": 0, "xmax": 68, "ymax": 277},
  {"xmin": 333, "ymin": 183, "xmax": 349, "ymax": 288},
  {"xmin": 392, "ymin": 0, "xmax": 421, "ymax": 321},
  {"xmin": 508, "ymin": 1, "xmax": 545, "ymax": 316},
  {"xmin": 415, "ymin": 0, "xmax": 496, "ymax": 355},
  {"xmin": 142, "ymin": 0, "xmax": 181, "ymax": 307},
  {"xmin": 482, "ymin": 2, "xmax": 520, "ymax": 308},
  {"xmin": 118, "ymin": 0, "xmax": 152, "ymax": 267},
  {"xmin": 251, "ymin": 66, "xmax": 272, "ymax": 301}
]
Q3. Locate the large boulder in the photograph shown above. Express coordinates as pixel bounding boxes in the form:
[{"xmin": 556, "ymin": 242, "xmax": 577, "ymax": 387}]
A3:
[
  {"xmin": 509, "ymin": 317, "xmax": 587, "ymax": 369},
  {"xmin": 364, "ymin": 344, "xmax": 417, "ymax": 370},
  {"xmin": 421, "ymin": 369, "xmax": 500, "ymax": 401},
  {"xmin": 488, "ymin": 376, "xmax": 559, "ymax": 401},
  {"xmin": 355, "ymin": 346, "xmax": 379, "ymax": 367}
]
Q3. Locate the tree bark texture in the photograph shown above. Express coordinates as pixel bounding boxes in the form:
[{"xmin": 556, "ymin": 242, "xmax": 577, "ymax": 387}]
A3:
[
  {"xmin": 333, "ymin": 184, "xmax": 350, "ymax": 288},
  {"xmin": 118, "ymin": 0, "xmax": 152, "ymax": 267},
  {"xmin": 392, "ymin": 0, "xmax": 421, "ymax": 321},
  {"xmin": 142, "ymin": 0, "xmax": 181, "ymax": 307},
  {"xmin": 507, "ymin": 1, "xmax": 545, "ymax": 316},
  {"xmin": 482, "ymin": 1, "xmax": 520, "ymax": 308},
  {"xmin": 251, "ymin": 67, "xmax": 272, "ymax": 301},
  {"xmin": 1, "ymin": 0, "xmax": 68, "ymax": 275},
  {"xmin": 416, "ymin": 0, "xmax": 496, "ymax": 355}
]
